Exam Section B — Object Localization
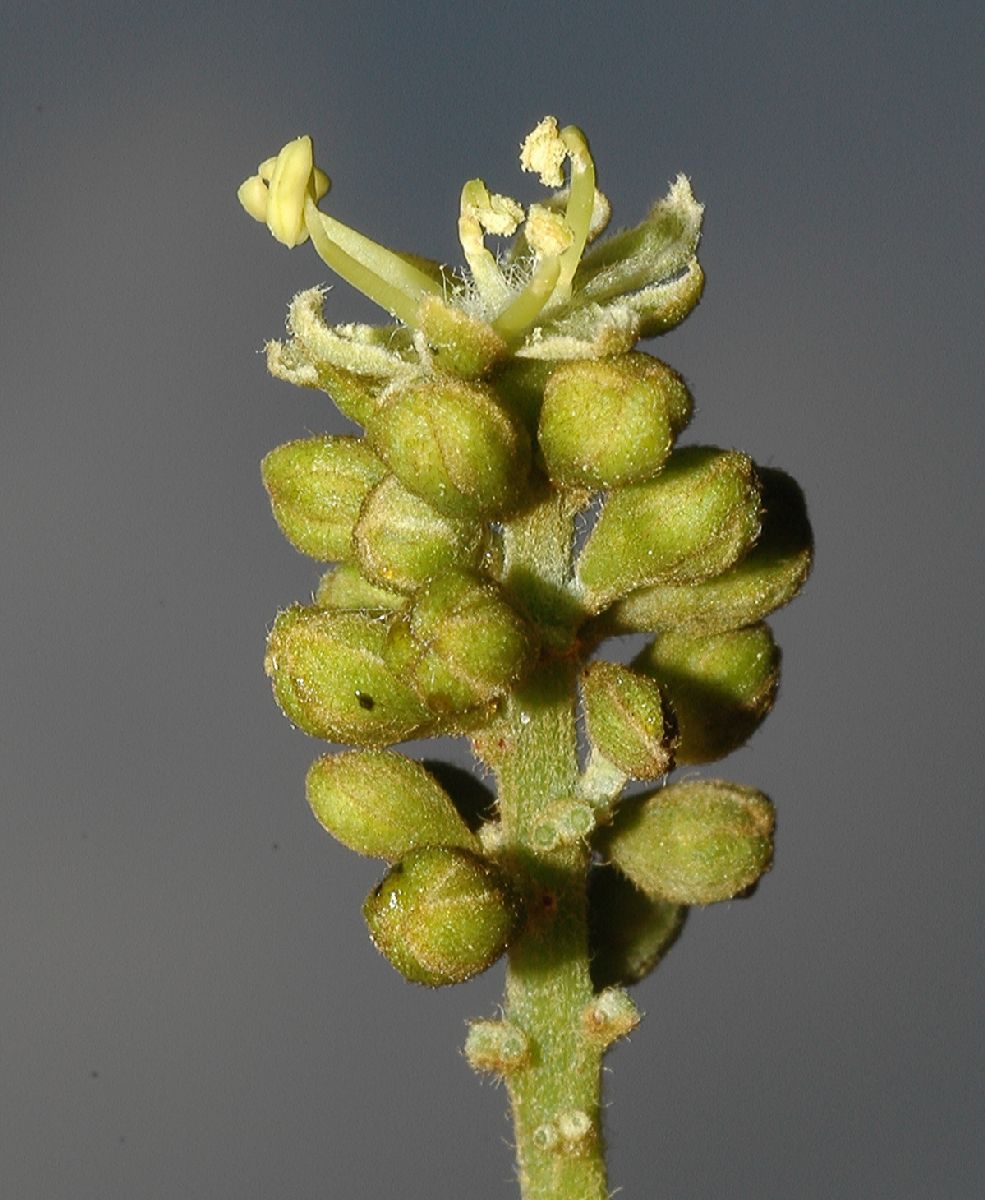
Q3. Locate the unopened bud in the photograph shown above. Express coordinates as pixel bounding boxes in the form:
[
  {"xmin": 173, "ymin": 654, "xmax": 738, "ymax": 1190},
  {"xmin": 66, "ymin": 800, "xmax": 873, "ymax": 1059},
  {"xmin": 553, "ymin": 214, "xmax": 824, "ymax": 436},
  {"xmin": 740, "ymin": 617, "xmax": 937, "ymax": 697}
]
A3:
[
  {"xmin": 364, "ymin": 846, "xmax": 519, "ymax": 987},
  {"xmin": 604, "ymin": 467, "xmax": 813, "ymax": 636},
  {"xmin": 306, "ymin": 750, "xmax": 479, "ymax": 860},
  {"xmin": 314, "ymin": 564, "xmax": 404, "ymax": 612},
  {"xmin": 352, "ymin": 475, "xmax": 485, "ymax": 593},
  {"xmin": 601, "ymin": 779, "xmax": 775, "ymax": 905},
  {"xmin": 580, "ymin": 661, "xmax": 676, "ymax": 780},
  {"xmin": 587, "ymin": 865, "xmax": 686, "ymax": 989},
  {"xmin": 416, "ymin": 295, "xmax": 507, "ymax": 379},
  {"xmin": 577, "ymin": 446, "xmax": 762, "ymax": 609},
  {"xmin": 538, "ymin": 354, "xmax": 691, "ymax": 489},
  {"xmin": 261, "ymin": 437, "xmax": 386, "ymax": 561},
  {"xmin": 264, "ymin": 606, "xmax": 432, "ymax": 746},
  {"xmin": 368, "ymin": 375, "xmax": 531, "ymax": 518},
  {"xmin": 634, "ymin": 623, "xmax": 779, "ymax": 763},
  {"xmin": 385, "ymin": 572, "xmax": 535, "ymax": 713}
]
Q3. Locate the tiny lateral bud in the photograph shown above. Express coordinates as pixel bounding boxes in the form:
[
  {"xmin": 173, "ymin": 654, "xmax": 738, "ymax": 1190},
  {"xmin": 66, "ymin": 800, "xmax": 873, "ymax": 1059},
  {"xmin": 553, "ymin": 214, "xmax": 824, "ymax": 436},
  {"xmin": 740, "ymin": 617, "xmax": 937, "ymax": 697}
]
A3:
[
  {"xmin": 532, "ymin": 796, "xmax": 596, "ymax": 850},
  {"xmin": 464, "ymin": 1020, "xmax": 531, "ymax": 1075},
  {"xmin": 557, "ymin": 1108, "xmax": 594, "ymax": 1150},
  {"xmin": 582, "ymin": 987, "xmax": 641, "ymax": 1047},
  {"xmin": 533, "ymin": 1123, "xmax": 559, "ymax": 1151}
]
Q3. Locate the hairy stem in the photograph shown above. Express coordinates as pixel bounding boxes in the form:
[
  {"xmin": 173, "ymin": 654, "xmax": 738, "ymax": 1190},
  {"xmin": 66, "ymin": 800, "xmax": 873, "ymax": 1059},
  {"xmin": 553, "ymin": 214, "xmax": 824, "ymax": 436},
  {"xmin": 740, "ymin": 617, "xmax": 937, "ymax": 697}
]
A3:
[{"xmin": 482, "ymin": 489, "xmax": 608, "ymax": 1199}]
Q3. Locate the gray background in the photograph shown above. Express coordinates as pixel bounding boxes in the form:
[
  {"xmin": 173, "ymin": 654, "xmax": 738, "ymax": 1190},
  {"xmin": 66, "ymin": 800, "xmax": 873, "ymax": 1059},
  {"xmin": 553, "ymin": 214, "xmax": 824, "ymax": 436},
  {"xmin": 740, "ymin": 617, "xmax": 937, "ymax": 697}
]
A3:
[{"xmin": 3, "ymin": 1, "xmax": 983, "ymax": 1196}]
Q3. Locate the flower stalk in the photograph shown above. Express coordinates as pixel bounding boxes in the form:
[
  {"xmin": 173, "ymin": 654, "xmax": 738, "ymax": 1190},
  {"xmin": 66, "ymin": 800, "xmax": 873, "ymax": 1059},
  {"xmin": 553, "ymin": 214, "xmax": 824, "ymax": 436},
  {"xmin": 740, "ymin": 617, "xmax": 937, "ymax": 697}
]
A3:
[{"xmin": 240, "ymin": 117, "xmax": 811, "ymax": 1199}]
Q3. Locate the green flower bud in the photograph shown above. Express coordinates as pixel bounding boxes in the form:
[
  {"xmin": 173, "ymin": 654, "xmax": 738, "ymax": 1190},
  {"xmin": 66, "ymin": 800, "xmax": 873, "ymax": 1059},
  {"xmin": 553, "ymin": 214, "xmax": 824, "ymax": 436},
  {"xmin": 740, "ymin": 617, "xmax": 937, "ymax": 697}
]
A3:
[
  {"xmin": 315, "ymin": 363, "xmax": 383, "ymax": 428},
  {"xmin": 600, "ymin": 468, "xmax": 813, "ymax": 636},
  {"xmin": 363, "ymin": 846, "xmax": 519, "ymax": 987},
  {"xmin": 577, "ymin": 446, "xmax": 762, "ymax": 610},
  {"xmin": 306, "ymin": 749, "xmax": 479, "ymax": 860},
  {"xmin": 601, "ymin": 779, "xmax": 775, "ymax": 905},
  {"xmin": 385, "ymin": 572, "xmax": 535, "ymax": 713},
  {"xmin": 264, "ymin": 606, "xmax": 432, "ymax": 746},
  {"xmin": 587, "ymin": 865, "xmax": 686, "ymax": 989},
  {"xmin": 416, "ymin": 294, "xmax": 508, "ymax": 379},
  {"xmin": 314, "ymin": 563, "xmax": 404, "ymax": 612},
  {"xmin": 634, "ymin": 623, "xmax": 779, "ymax": 763},
  {"xmin": 491, "ymin": 358, "xmax": 552, "ymax": 434},
  {"xmin": 261, "ymin": 436, "xmax": 387, "ymax": 560},
  {"xmin": 352, "ymin": 475, "xmax": 485, "ymax": 594},
  {"xmin": 580, "ymin": 661, "xmax": 676, "ymax": 780},
  {"xmin": 538, "ymin": 354, "xmax": 691, "ymax": 489},
  {"xmin": 368, "ymin": 375, "xmax": 531, "ymax": 518}
]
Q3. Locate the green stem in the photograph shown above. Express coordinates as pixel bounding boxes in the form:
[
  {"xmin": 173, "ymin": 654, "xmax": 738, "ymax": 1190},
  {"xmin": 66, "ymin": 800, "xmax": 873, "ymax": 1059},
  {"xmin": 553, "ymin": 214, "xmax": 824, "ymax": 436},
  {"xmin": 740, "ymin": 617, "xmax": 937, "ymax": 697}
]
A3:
[
  {"xmin": 497, "ymin": 673, "xmax": 608, "ymax": 1200},
  {"xmin": 483, "ymin": 487, "xmax": 609, "ymax": 1200}
]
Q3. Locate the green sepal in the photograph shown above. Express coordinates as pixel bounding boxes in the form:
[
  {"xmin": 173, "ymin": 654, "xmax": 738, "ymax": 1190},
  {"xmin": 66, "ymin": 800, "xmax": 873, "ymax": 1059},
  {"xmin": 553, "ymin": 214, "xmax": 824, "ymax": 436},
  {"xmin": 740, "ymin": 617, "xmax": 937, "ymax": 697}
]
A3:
[
  {"xmin": 384, "ymin": 571, "xmax": 535, "ymax": 714},
  {"xmin": 634, "ymin": 623, "xmax": 780, "ymax": 763},
  {"xmin": 598, "ymin": 468, "xmax": 813, "ymax": 636},
  {"xmin": 571, "ymin": 175, "xmax": 703, "ymax": 308},
  {"xmin": 367, "ymin": 375, "xmax": 531, "ymax": 519},
  {"xmin": 261, "ymin": 436, "xmax": 387, "ymax": 561},
  {"xmin": 587, "ymin": 864, "xmax": 686, "ymax": 990},
  {"xmin": 600, "ymin": 779, "xmax": 775, "ymax": 905},
  {"xmin": 363, "ymin": 846, "xmax": 519, "ymax": 987},
  {"xmin": 306, "ymin": 749, "xmax": 479, "ymax": 860},
  {"xmin": 629, "ymin": 260, "xmax": 706, "ymax": 338},
  {"xmin": 580, "ymin": 660, "xmax": 676, "ymax": 780},
  {"xmin": 352, "ymin": 474, "xmax": 486, "ymax": 594},
  {"xmin": 538, "ymin": 354, "xmax": 690, "ymax": 489},
  {"xmin": 313, "ymin": 363, "xmax": 385, "ymax": 427},
  {"xmin": 577, "ymin": 445, "xmax": 762, "ymax": 610},
  {"xmin": 314, "ymin": 563, "xmax": 404, "ymax": 612},
  {"xmin": 416, "ymin": 294, "xmax": 508, "ymax": 379},
  {"xmin": 265, "ymin": 288, "xmax": 417, "ymax": 425},
  {"xmin": 264, "ymin": 605, "xmax": 433, "ymax": 746}
]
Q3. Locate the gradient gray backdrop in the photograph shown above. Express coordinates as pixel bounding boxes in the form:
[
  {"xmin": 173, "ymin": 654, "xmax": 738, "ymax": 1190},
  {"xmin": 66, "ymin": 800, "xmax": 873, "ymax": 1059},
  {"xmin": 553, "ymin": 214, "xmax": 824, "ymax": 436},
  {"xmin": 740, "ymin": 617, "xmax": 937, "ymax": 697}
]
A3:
[{"xmin": 3, "ymin": 2, "xmax": 983, "ymax": 1196}]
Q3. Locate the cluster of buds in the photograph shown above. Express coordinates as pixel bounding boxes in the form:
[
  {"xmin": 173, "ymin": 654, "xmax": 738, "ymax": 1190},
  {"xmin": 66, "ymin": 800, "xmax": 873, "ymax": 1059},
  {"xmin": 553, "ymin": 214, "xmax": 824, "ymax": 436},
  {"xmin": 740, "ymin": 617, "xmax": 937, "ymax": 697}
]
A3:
[{"xmin": 243, "ymin": 118, "xmax": 811, "ymax": 989}]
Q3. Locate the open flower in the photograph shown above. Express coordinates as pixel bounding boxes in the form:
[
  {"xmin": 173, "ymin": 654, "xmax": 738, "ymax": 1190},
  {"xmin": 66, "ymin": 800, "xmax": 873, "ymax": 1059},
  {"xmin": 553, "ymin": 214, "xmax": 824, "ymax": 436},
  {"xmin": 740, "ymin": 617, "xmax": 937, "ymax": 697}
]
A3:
[{"xmin": 238, "ymin": 118, "xmax": 704, "ymax": 367}]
